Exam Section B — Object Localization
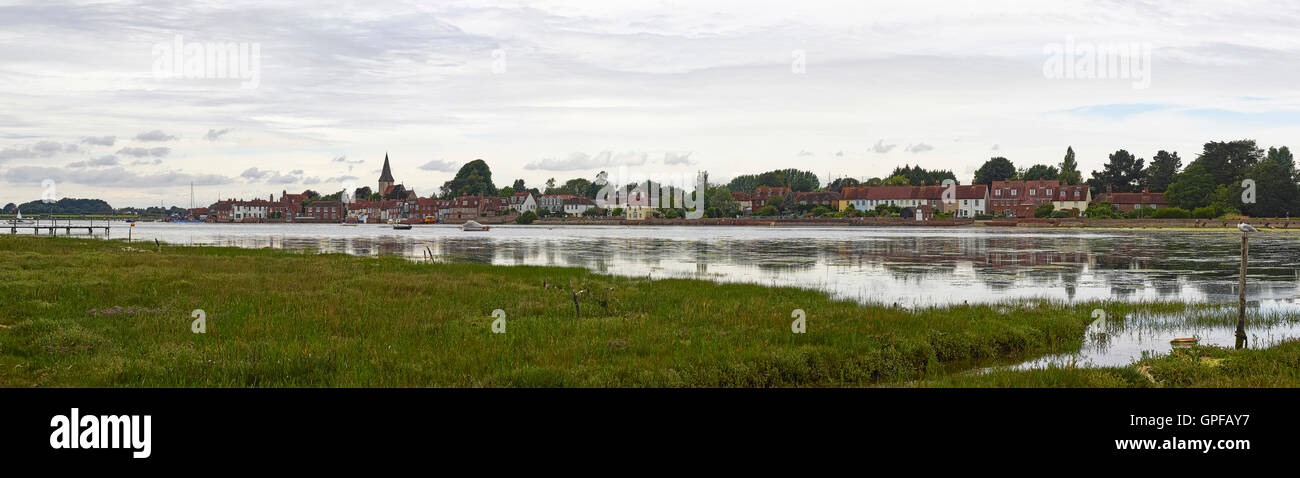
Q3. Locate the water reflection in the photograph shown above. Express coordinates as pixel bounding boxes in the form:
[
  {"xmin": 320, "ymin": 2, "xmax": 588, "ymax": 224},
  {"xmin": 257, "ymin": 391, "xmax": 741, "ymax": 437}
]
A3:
[{"xmin": 44, "ymin": 222, "xmax": 1300, "ymax": 307}]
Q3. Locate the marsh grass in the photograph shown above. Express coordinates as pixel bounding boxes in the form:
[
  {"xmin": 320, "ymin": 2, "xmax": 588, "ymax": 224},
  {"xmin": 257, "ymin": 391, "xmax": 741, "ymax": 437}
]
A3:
[{"xmin": 0, "ymin": 235, "xmax": 1202, "ymax": 387}]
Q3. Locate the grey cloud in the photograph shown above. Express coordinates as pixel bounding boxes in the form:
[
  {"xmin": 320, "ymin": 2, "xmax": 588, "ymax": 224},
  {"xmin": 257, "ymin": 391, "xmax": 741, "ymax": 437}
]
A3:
[
  {"xmin": 905, "ymin": 143, "xmax": 934, "ymax": 153},
  {"xmin": 67, "ymin": 155, "xmax": 120, "ymax": 168},
  {"xmin": 135, "ymin": 130, "xmax": 178, "ymax": 142},
  {"xmin": 289, "ymin": 169, "xmax": 304, "ymax": 175},
  {"xmin": 4, "ymin": 166, "xmax": 232, "ymax": 188},
  {"xmin": 240, "ymin": 167, "xmax": 273, "ymax": 180},
  {"xmin": 325, "ymin": 175, "xmax": 359, "ymax": 183},
  {"xmin": 81, "ymin": 136, "xmax": 116, "ymax": 147},
  {"xmin": 131, "ymin": 158, "xmax": 163, "ymax": 166},
  {"xmin": 333, "ymin": 155, "xmax": 364, "ymax": 164},
  {"xmin": 871, "ymin": 140, "xmax": 896, "ymax": 153},
  {"xmin": 302, "ymin": 177, "xmax": 322, "ymax": 185},
  {"xmin": 663, "ymin": 152, "xmax": 694, "ymax": 166},
  {"xmin": 991, "ymin": 144, "xmax": 1000, "ymax": 151},
  {"xmin": 418, "ymin": 159, "xmax": 459, "ymax": 172},
  {"xmin": 797, "ymin": 150, "xmax": 814, "ymax": 157},
  {"xmin": 117, "ymin": 146, "xmax": 170, "ymax": 157},
  {"xmin": 0, "ymin": 141, "xmax": 74, "ymax": 162},
  {"xmin": 525, "ymin": 151, "xmax": 649, "ymax": 171},
  {"xmin": 204, "ymin": 128, "xmax": 233, "ymax": 141}
]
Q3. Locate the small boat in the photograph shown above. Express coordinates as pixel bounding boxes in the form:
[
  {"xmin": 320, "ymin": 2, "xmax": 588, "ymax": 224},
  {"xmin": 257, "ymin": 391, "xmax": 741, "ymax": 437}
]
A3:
[
  {"xmin": 459, "ymin": 220, "xmax": 490, "ymax": 232},
  {"xmin": 423, "ymin": 215, "xmax": 438, "ymax": 224},
  {"xmin": 392, "ymin": 224, "xmax": 413, "ymax": 230},
  {"xmin": 8, "ymin": 210, "xmax": 34, "ymax": 226},
  {"xmin": 1170, "ymin": 337, "xmax": 1198, "ymax": 346}
]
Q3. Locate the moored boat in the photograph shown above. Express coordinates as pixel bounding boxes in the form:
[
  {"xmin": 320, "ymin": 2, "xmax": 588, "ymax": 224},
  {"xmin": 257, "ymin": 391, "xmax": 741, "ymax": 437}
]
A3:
[{"xmin": 459, "ymin": 220, "xmax": 490, "ymax": 232}]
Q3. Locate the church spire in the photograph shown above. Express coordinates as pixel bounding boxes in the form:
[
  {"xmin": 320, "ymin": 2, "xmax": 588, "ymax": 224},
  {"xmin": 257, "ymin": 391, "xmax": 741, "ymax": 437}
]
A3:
[{"xmin": 379, "ymin": 152, "xmax": 394, "ymax": 182}]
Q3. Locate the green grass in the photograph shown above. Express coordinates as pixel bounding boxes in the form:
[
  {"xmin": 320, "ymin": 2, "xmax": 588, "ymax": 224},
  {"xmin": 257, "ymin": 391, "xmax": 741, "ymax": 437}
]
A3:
[
  {"xmin": 917, "ymin": 341, "xmax": 1300, "ymax": 387},
  {"xmin": 0, "ymin": 235, "xmax": 1218, "ymax": 387}
]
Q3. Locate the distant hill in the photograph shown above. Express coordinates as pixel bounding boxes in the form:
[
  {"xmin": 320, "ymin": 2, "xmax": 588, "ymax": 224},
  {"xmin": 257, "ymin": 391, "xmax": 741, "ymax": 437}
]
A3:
[{"xmin": 9, "ymin": 198, "xmax": 115, "ymax": 215}]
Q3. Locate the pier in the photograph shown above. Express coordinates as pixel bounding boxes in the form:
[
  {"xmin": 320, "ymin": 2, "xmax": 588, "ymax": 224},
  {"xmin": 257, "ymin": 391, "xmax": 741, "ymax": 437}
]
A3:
[{"xmin": 7, "ymin": 216, "xmax": 113, "ymax": 236}]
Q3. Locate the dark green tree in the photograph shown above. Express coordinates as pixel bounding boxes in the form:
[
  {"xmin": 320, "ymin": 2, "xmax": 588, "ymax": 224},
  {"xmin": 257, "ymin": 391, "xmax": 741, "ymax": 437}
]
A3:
[
  {"xmin": 1145, "ymin": 150, "xmax": 1182, "ymax": 193},
  {"xmin": 1023, "ymin": 164, "xmax": 1059, "ymax": 181},
  {"xmin": 1242, "ymin": 154, "xmax": 1300, "ymax": 217},
  {"xmin": 1163, "ymin": 162, "xmax": 1216, "ymax": 210},
  {"xmin": 973, "ymin": 157, "xmax": 1016, "ymax": 184},
  {"xmin": 1194, "ymin": 140, "xmax": 1263, "ymax": 186},
  {"xmin": 1058, "ymin": 147, "xmax": 1082, "ymax": 185},
  {"xmin": 439, "ymin": 159, "xmax": 497, "ymax": 198},
  {"xmin": 1089, "ymin": 149, "xmax": 1146, "ymax": 194}
]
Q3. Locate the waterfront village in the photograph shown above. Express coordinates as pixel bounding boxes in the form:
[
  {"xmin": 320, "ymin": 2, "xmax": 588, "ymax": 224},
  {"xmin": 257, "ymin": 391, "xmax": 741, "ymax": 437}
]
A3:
[{"xmin": 189, "ymin": 143, "xmax": 1296, "ymax": 224}]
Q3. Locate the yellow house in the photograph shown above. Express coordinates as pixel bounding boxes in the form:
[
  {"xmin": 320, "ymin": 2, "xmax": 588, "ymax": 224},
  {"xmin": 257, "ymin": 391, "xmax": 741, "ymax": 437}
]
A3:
[
  {"xmin": 1051, "ymin": 185, "xmax": 1092, "ymax": 212},
  {"xmin": 625, "ymin": 205, "xmax": 651, "ymax": 220}
]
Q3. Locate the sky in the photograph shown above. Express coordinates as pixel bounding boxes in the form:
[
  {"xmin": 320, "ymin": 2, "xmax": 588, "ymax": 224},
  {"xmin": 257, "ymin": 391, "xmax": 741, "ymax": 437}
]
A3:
[{"xmin": 1, "ymin": 0, "xmax": 1298, "ymax": 207}]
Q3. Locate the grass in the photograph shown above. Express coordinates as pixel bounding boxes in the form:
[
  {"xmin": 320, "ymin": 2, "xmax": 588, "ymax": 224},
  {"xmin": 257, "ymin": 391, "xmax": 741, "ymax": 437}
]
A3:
[
  {"xmin": 917, "ymin": 341, "xmax": 1300, "ymax": 387},
  {"xmin": 0, "ymin": 234, "xmax": 1247, "ymax": 387}
]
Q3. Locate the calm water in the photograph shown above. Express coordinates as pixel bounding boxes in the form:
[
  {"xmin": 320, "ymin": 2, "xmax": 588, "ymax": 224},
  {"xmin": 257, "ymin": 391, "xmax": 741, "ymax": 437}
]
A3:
[{"xmin": 32, "ymin": 221, "xmax": 1300, "ymax": 307}]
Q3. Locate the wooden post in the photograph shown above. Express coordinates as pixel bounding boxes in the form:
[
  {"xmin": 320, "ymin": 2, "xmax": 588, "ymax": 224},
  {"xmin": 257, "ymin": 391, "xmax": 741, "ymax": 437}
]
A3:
[{"xmin": 1236, "ymin": 235, "xmax": 1248, "ymax": 349}]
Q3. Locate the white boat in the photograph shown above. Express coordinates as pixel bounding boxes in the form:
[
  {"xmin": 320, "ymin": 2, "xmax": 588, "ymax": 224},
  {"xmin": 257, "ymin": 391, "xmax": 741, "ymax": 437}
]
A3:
[
  {"xmin": 459, "ymin": 220, "xmax": 490, "ymax": 232},
  {"xmin": 8, "ymin": 210, "xmax": 34, "ymax": 226}
]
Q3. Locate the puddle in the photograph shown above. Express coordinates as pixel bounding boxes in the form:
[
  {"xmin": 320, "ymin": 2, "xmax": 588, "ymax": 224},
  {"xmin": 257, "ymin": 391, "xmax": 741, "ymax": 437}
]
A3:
[{"xmin": 1010, "ymin": 300, "xmax": 1300, "ymax": 369}]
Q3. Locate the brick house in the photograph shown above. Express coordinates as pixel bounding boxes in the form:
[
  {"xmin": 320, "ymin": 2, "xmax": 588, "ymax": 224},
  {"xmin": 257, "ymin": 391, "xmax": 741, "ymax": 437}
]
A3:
[
  {"xmin": 1095, "ymin": 189, "xmax": 1168, "ymax": 212},
  {"xmin": 990, "ymin": 180, "xmax": 1061, "ymax": 217},
  {"xmin": 302, "ymin": 201, "xmax": 345, "ymax": 222}
]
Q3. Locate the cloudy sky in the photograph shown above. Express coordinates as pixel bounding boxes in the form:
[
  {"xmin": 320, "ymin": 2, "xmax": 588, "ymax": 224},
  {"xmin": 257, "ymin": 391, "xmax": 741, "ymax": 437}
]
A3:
[{"xmin": 1, "ymin": 0, "xmax": 1298, "ymax": 207}]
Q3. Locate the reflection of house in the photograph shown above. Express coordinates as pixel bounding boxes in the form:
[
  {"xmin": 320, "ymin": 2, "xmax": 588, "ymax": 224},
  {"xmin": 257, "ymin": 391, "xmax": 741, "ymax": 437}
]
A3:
[{"xmin": 1096, "ymin": 189, "xmax": 1167, "ymax": 212}]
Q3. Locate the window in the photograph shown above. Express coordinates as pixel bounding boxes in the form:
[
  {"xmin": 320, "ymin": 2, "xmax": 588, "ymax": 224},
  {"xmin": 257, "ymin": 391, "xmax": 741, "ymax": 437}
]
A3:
[
  {"xmin": 1029, "ymin": 189, "xmax": 1035, "ymax": 196},
  {"xmin": 1011, "ymin": 190, "xmax": 1017, "ymax": 196},
  {"xmin": 995, "ymin": 190, "xmax": 1002, "ymax": 196}
]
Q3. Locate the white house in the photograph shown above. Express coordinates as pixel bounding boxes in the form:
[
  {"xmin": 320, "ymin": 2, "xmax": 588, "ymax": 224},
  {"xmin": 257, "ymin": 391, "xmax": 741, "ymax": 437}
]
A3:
[
  {"xmin": 562, "ymin": 197, "xmax": 597, "ymax": 215},
  {"xmin": 510, "ymin": 192, "xmax": 538, "ymax": 214}
]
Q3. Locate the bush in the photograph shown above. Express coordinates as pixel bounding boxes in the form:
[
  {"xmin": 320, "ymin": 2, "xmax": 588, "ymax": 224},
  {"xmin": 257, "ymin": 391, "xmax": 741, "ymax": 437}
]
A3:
[
  {"xmin": 1125, "ymin": 207, "xmax": 1157, "ymax": 219},
  {"xmin": 1084, "ymin": 202, "xmax": 1123, "ymax": 219},
  {"xmin": 811, "ymin": 205, "xmax": 832, "ymax": 217},
  {"xmin": 1050, "ymin": 211, "xmax": 1070, "ymax": 218},
  {"xmin": 514, "ymin": 210, "xmax": 538, "ymax": 224},
  {"xmin": 1192, "ymin": 206, "xmax": 1219, "ymax": 219},
  {"xmin": 756, "ymin": 205, "xmax": 779, "ymax": 216},
  {"xmin": 1151, "ymin": 207, "xmax": 1190, "ymax": 219},
  {"xmin": 974, "ymin": 214, "xmax": 993, "ymax": 220},
  {"xmin": 1033, "ymin": 203, "xmax": 1055, "ymax": 218}
]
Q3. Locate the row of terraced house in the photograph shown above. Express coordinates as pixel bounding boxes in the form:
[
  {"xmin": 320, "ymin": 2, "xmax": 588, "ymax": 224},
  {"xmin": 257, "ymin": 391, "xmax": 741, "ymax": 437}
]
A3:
[{"xmin": 731, "ymin": 180, "xmax": 1167, "ymax": 218}]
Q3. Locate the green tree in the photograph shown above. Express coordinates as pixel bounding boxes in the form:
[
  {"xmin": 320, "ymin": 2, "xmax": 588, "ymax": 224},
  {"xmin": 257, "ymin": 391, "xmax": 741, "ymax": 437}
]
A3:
[
  {"xmin": 1266, "ymin": 146, "xmax": 1296, "ymax": 179},
  {"xmin": 1058, "ymin": 147, "xmax": 1082, "ymax": 185},
  {"xmin": 1089, "ymin": 149, "xmax": 1146, "ymax": 194},
  {"xmin": 512, "ymin": 179, "xmax": 527, "ymax": 191},
  {"xmin": 1033, "ymin": 203, "xmax": 1055, "ymax": 218},
  {"xmin": 439, "ymin": 159, "xmax": 497, "ymax": 198},
  {"xmin": 1023, "ymin": 164, "xmax": 1059, "ymax": 181},
  {"xmin": 1145, "ymin": 150, "xmax": 1182, "ymax": 193},
  {"xmin": 706, "ymin": 186, "xmax": 739, "ymax": 215},
  {"xmin": 1083, "ymin": 202, "xmax": 1122, "ymax": 219},
  {"xmin": 514, "ymin": 210, "xmax": 538, "ymax": 224},
  {"xmin": 882, "ymin": 174, "xmax": 909, "ymax": 186},
  {"xmin": 1194, "ymin": 140, "xmax": 1263, "ymax": 186},
  {"xmin": 498, "ymin": 186, "xmax": 515, "ymax": 197},
  {"xmin": 827, "ymin": 177, "xmax": 860, "ymax": 193},
  {"xmin": 890, "ymin": 165, "xmax": 957, "ymax": 186},
  {"xmin": 1163, "ymin": 162, "xmax": 1216, "ymax": 210},
  {"xmin": 973, "ymin": 157, "xmax": 1016, "ymax": 184},
  {"xmin": 1242, "ymin": 156, "xmax": 1300, "ymax": 217}
]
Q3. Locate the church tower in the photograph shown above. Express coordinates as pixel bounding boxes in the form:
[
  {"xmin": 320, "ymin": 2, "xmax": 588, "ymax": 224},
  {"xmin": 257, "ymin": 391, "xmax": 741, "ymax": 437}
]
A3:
[{"xmin": 378, "ymin": 153, "xmax": 395, "ymax": 195}]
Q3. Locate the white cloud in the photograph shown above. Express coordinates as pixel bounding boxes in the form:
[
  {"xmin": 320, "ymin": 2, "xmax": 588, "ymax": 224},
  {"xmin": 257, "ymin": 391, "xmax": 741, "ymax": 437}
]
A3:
[
  {"xmin": 525, "ymin": 151, "xmax": 649, "ymax": 170},
  {"xmin": 135, "ymin": 130, "xmax": 178, "ymax": 142},
  {"xmin": 418, "ymin": 159, "xmax": 459, "ymax": 172}
]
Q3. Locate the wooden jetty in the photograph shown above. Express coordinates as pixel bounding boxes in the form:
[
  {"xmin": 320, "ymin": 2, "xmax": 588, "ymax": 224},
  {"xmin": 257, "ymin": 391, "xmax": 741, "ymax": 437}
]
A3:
[{"xmin": 8, "ymin": 216, "xmax": 113, "ymax": 236}]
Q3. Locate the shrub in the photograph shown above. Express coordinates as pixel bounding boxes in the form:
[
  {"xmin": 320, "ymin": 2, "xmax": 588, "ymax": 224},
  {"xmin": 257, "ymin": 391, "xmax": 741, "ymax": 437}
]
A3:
[
  {"xmin": 1033, "ymin": 203, "xmax": 1055, "ymax": 218},
  {"xmin": 514, "ymin": 210, "xmax": 538, "ymax": 224},
  {"xmin": 1192, "ymin": 206, "xmax": 1219, "ymax": 219},
  {"xmin": 1151, "ymin": 207, "xmax": 1190, "ymax": 219},
  {"xmin": 756, "ymin": 205, "xmax": 779, "ymax": 216},
  {"xmin": 1084, "ymin": 202, "xmax": 1123, "ymax": 219}
]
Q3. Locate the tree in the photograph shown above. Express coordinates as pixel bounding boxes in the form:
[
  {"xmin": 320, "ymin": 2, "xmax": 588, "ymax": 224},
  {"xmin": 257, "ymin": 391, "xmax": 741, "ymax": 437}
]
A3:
[
  {"xmin": 1089, "ymin": 149, "xmax": 1146, "ymax": 194},
  {"xmin": 2, "ymin": 203, "xmax": 14, "ymax": 214},
  {"xmin": 515, "ymin": 210, "xmax": 538, "ymax": 224},
  {"xmin": 890, "ymin": 165, "xmax": 957, "ymax": 186},
  {"xmin": 512, "ymin": 179, "xmax": 527, "ymax": 191},
  {"xmin": 727, "ymin": 174, "xmax": 759, "ymax": 193},
  {"xmin": 1083, "ymin": 202, "xmax": 1123, "ymax": 219},
  {"xmin": 1163, "ymin": 162, "xmax": 1216, "ymax": 210},
  {"xmin": 827, "ymin": 177, "xmax": 860, "ymax": 193},
  {"xmin": 1242, "ymin": 155, "xmax": 1300, "ymax": 217},
  {"xmin": 1194, "ymin": 140, "xmax": 1263, "ymax": 186},
  {"xmin": 498, "ymin": 186, "xmax": 515, "ymax": 197},
  {"xmin": 1266, "ymin": 146, "xmax": 1296, "ymax": 179},
  {"xmin": 1058, "ymin": 147, "xmax": 1082, "ymax": 185},
  {"xmin": 544, "ymin": 178, "xmax": 557, "ymax": 194},
  {"xmin": 706, "ymin": 186, "xmax": 739, "ymax": 215},
  {"xmin": 765, "ymin": 196, "xmax": 784, "ymax": 210},
  {"xmin": 1145, "ymin": 150, "xmax": 1182, "ymax": 193},
  {"xmin": 1033, "ymin": 203, "xmax": 1055, "ymax": 218},
  {"xmin": 1023, "ymin": 164, "xmax": 1059, "ymax": 181},
  {"xmin": 353, "ymin": 186, "xmax": 373, "ymax": 200},
  {"xmin": 973, "ymin": 157, "xmax": 1016, "ymax": 184},
  {"xmin": 882, "ymin": 174, "xmax": 909, "ymax": 186},
  {"xmin": 439, "ymin": 159, "xmax": 497, "ymax": 198},
  {"xmin": 756, "ymin": 205, "xmax": 779, "ymax": 216}
]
